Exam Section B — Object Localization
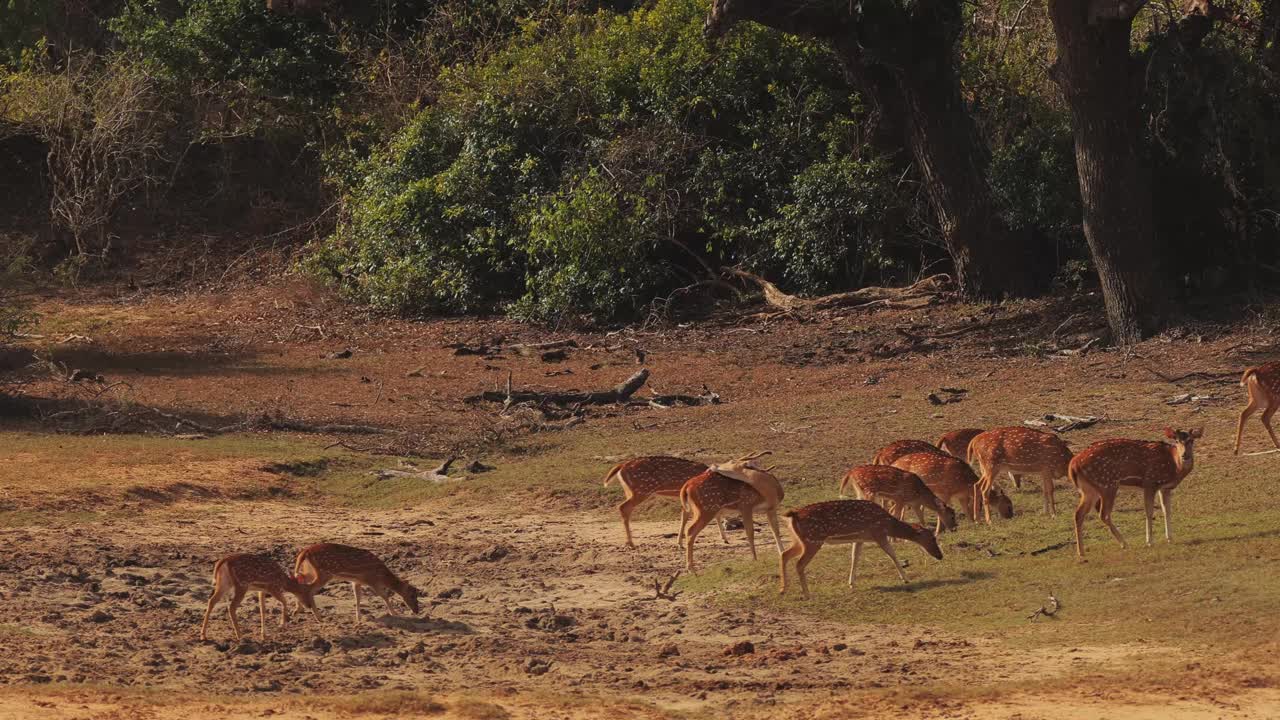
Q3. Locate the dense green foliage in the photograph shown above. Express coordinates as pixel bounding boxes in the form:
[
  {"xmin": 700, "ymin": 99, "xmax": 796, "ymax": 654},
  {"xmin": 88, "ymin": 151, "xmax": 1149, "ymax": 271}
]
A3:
[{"xmin": 0, "ymin": 0, "xmax": 1277, "ymax": 321}]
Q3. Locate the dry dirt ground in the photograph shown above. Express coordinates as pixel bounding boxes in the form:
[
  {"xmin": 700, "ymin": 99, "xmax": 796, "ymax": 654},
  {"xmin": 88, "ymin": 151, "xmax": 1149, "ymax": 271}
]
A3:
[{"xmin": 3, "ymin": 280, "xmax": 1280, "ymax": 719}]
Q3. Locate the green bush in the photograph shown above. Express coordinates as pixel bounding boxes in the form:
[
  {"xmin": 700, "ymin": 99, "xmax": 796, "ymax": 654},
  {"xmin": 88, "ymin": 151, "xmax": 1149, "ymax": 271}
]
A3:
[{"xmin": 309, "ymin": 0, "xmax": 913, "ymax": 322}]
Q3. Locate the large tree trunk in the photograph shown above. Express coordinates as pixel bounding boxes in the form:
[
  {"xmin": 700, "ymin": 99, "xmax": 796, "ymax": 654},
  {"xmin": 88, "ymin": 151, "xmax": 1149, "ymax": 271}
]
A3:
[
  {"xmin": 707, "ymin": 0, "xmax": 1037, "ymax": 300},
  {"xmin": 1048, "ymin": 0, "xmax": 1167, "ymax": 343}
]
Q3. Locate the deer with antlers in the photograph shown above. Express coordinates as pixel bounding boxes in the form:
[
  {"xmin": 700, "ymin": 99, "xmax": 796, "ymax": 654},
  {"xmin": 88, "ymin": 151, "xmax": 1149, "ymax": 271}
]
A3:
[
  {"xmin": 1234, "ymin": 362, "xmax": 1280, "ymax": 455},
  {"xmin": 294, "ymin": 543, "xmax": 421, "ymax": 622},
  {"xmin": 839, "ymin": 465, "xmax": 958, "ymax": 534},
  {"xmin": 778, "ymin": 500, "xmax": 943, "ymax": 599},
  {"xmin": 678, "ymin": 451, "xmax": 784, "ymax": 573},
  {"xmin": 603, "ymin": 456, "xmax": 733, "ymax": 548},
  {"xmin": 890, "ymin": 450, "xmax": 1013, "ymax": 523},
  {"xmin": 1068, "ymin": 427, "xmax": 1203, "ymax": 559},
  {"xmin": 200, "ymin": 553, "xmax": 317, "ymax": 641},
  {"xmin": 968, "ymin": 427, "xmax": 1073, "ymax": 517},
  {"xmin": 871, "ymin": 439, "xmax": 946, "ymax": 466}
]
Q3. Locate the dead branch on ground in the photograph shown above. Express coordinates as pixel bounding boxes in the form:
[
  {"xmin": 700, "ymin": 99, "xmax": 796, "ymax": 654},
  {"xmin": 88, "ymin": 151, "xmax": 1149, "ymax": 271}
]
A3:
[
  {"xmin": 375, "ymin": 457, "xmax": 458, "ymax": 482},
  {"xmin": 724, "ymin": 268, "xmax": 952, "ymax": 313}
]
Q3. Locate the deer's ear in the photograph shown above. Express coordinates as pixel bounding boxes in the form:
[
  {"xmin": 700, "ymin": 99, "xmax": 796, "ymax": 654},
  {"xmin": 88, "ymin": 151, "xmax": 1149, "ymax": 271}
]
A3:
[{"xmin": 1163, "ymin": 426, "xmax": 1176, "ymax": 439}]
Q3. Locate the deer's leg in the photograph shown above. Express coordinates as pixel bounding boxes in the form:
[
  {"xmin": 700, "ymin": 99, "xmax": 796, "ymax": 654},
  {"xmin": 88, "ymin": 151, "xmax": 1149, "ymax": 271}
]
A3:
[
  {"xmin": 1236, "ymin": 395, "xmax": 1259, "ymax": 454},
  {"xmin": 1142, "ymin": 486, "xmax": 1156, "ymax": 546},
  {"xmin": 258, "ymin": 592, "xmax": 268, "ymax": 641},
  {"xmin": 848, "ymin": 541, "xmax": 864, "ymax": 588},
  {"xmin": 352, "ymin": 582, "xmax": 362, "ymax": 623},
  {"xmin": 793, "ymin": 542, "xmax": 820, "ymax": 600},
  {"xmin": 779, "ymin": 541, "xmax": 803, "ymax": 595},
  {"xmin": 766, "ymin": 509, "xmax": 784, "ymax": 554},
  {"xmin": 684, "ymin": 511, "xmax": 712, "ymax": 574},
  {"xmin": 912, "ymin": 504, "xmax": 927, "ymax": 526},
  {"xmin": 717, "ymin": 518, "xmax": 730, "ymax": 545},
  {"xmin": 1261, "ymin": 405, "xmax": 1280, "ymax": 450},
  {"xmin": 1010, "ymin": 471, "xmax": 1023, "ymax": 490},
  {"xmin": 875, "ymin": 535, "xmax": 909, "ymax": 584},
  {"xmin": 1042, "ymin": 475, "xmax": 1057, "ymax": 516},
  {"xmin": 1158, "ymin": 488, "xmax": 1174, "ymax": 542},
  {"xmin": 978, "ymin": 465, "xmax": 995, "ymax": 524},
  {"xmin": 273, "ymin": 590, "xmax": 290, "ymax": 628},
  {"xmin": 1099, "ymin": 491, "xmax": 1127, "ymax": 549},
  {"xmin": 376, "ymin": 587, "xmax": 397, "ymax": 616},
  {"xmin": 741, "ymin": 508, "xmax": 757, "ymax": 560},
  {"xmin": 1074, "ymin": 486, "xmax": 1098, "ymax": 560},
  {"xmin": 618, "ymin": 494, "xmax": 642, "ymax": 549},
  {"xmin": 678, "ymin": 497, "xmax": 690, "ymax": 549},
  {"xmin": 228, "ymin": 589, "xmax": 246, "ymax": 641},
  {"xmin": 200, "ymin": 583, "xmax": 225, "ymax": 641}
]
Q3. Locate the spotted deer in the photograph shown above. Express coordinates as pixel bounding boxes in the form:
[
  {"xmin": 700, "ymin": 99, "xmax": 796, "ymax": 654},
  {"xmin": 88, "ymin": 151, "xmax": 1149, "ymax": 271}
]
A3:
[
  {"xmin": 937, "ymin": 428, "xmax": 984, "ymax": 460},
  {"xmin": 200, "ymin": 554, "xmax": 316, "ymax": 641},
  {"xmin": 778, "ymin": 500, "xmax": 943, "ymax": 599},
  {"xmin": 872, "ymin": 439, "xmax": 946, "ymax": 466},
  {"xmin": 838, "ymin": 464, "xmax": 957, "ymax": 534},
  {"xmin": 602, "ymin": 456, "xmax": 725, "ymax": 548},
  {"xmin": 1068, "ymin": 427, "xmax": 1203, "ymax": 559},
  {"xmin": 294, "ymin": 544, "xmax": 421, "ymax": 622},
  {"xmin": 890, "ymin": 451, "xmax": 1013, "ymax": 523},
  {"xmin": 678, "ymin": 454, "xmax": 784, "ymax": 573},
  {"xmin": 1234, "ymin": 362, "xmax": 1280, "ymax": 455},
  {"xmin": 969, "ymin": 427, "xmax": 1073, "ymax": 517}
]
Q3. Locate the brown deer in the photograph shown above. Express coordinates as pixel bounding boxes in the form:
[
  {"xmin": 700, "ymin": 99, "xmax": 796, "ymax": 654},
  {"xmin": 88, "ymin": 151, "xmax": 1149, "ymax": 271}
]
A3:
[
  {"xmin": 602, "ymin": 456, "xmax": 731, "ymax": 548},
  {"xmin": 200, "ymin": 553, "xmax": 317, "ymax": 641},
  {"xmin": 872, "ymin": 439, "xmax": 945, "ymax": 466},
  {"xmin": 778, "ymin": 500, "xmax": 943, "ymax": 599},
  {"xmin": 838, "ymin": 464, "xmax": 957, "ymax": 534},
  {"xmin": 969, "ymin": 427, "xmax": 1073, "ymax": 517},
  {"xmin": 1234, "ymin": 362, "xmax": 1280, "ymax": 455},
  {"xmin": 891, "ymin": 451, "xmax": 1013, "ymax": 523},
  {"xmin": 1068, "ymin": 427, "xmax": 1203, "ymax": 559},
  {"xmin": 937, "ymin": 428, "xmax": 983, "ymax": 460},
  {"xmin": 678, "ymin": 453, "xmax": 784, "ymax": 573},
  {"xmin": 294, "ymin": 544, "xmax": 421, "ymax": 622}
]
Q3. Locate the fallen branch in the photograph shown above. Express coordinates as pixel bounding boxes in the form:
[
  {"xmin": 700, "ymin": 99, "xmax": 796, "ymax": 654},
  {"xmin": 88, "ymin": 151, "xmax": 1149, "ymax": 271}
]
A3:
[
  {"xmin": 1027, "ymin": 592, "xmax": 1061, "ymax": 621},
  {"xmin": 471, "ymin": 368, "xmax": 651, "ymax": 406},
  {"xmin": 646, "ymin": 573, "xmax": 682, "ymax": 602},
  {"xmin": 375, "ymin": 457, "xmax": 458, "ymax": 482},
  {"xmin": 1025, "ymin": 414, "xmax": 1102, "ymax": 432},
  {"xmin": 509, "ymin": 339, "xmax": 578, "ymax": 357},
  {"xmin": 724, "ymin": 267, "xmax": 952, "ymax": 313},
  {"xmin": 1141, "ymin": 366, "xmax": 1238, "ymax": 384}
]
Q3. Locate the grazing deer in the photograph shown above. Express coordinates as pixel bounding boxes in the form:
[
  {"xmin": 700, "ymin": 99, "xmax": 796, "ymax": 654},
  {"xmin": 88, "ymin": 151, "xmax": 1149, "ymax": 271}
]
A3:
[
  {"xmin": 1234, "ymin": 362, "xmax": 1280, "ymax": 454},
  {"xmin": 200, "ymin": 554, "xmax": 316, "ymax": 641},
  {"xmin": 602, "ymin": 456, "xmax": 731, "ymax": 548},
  {"xmin": 968, "ymin": 427, "xmax": 1073, "ymax": 517},
  {"xmin": 891, "ymin": 451, "xmax": 1013, "ymax": 523},
  {"xmin": 1068, "ymin": 427, "xmax": 1203, "ymax": 559},
  {"xmin": 294, "ymin": 544, "xmax": 421, "ymax": 622},
  {"xmin": 872, "ymin": 439, "xmax": 945, "ymax": 466},
  {"xmin": 778, "ymin": 500, "xmax": 943, "ymax": 600},
  {"xmin": 678, "ymin": 453, "xmax": 784, "ymax": 573},
  {"xmin": 839, "ymin": 464, "xmax": 958, "ymax": 534}
]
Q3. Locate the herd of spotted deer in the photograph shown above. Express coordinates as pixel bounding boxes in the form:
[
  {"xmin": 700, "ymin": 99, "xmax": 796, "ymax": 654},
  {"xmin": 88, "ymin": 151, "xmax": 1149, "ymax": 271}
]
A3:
[{"xmin": 198, "ymin": 361, "xmax": 1280, "ymax": 640}]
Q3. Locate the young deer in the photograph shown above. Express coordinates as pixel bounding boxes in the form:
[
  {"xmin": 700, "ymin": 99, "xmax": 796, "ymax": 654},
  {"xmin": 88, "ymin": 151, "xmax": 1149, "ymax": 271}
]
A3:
[
  {"xmin": 602, "ymin": 456, "xmax": 729, "ymax": 548},
  {"xmin": 937, "ymin": 428, "xmax": 984, "ymax": 460},
  {"xmin": 294, "ymin": 544, "xmax": 421, "ymax": 622},
  {"xmin": 200, "ymin": 553, "xmax": 316, "ymax": 641},
  {"xmin": 778, "ymin": 500, "xmax": 943, "ymax": 599},
  {"xmin": 1234, "ymin": 362, "xmax": 1280, "ymax": 455},
  {"xmin": 968, "ymin": 427, "xmax": 1073, "ymax": 517},
  {"xmin": 1068, "ymin": 427, "xmax": 1203, "ymax": 559},
  {"xmin": 678, "ymin": 458, "xmax": 784, "ymax": 573},
  {"xmin": 838, "ymin": 464, "xmax": 957, "ymax": 534},
  {"xmin": 890, "ymin": 451, "xmax": 1013, "ymax": 523},
  {"xmin": 871, "ymin": 439, "xmax": 945, "ymax": 466}
]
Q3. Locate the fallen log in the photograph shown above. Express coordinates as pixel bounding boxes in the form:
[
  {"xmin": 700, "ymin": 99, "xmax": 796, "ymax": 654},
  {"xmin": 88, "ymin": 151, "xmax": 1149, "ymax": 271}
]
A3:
[
  {"xmin": 375, "ymin": 457, "xmax": 458, "ymax": 482},
  {"xmin": 724, "ymin": 268, "xmax": 952, "ymax": 313},
  {"xmin": 470, "ymin": 368, "xmax": 651, "ymax": 406}
]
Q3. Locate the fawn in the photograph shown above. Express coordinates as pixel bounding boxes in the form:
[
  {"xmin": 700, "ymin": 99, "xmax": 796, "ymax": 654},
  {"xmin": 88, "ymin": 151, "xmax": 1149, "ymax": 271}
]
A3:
[
  {"xmin": 294, "ymin": 543, "xmax": 421, "ymax": 622},
  {"xmin": 1068, "ymin": 427, "xmax": 1202, "ymax": 559},
  {"xmin": 871, "ymin": 439, "xmax": 946, "ymax": 466},
  {"xmin": 839, "ymin": 464, "xmax": 958, "ymax": 534},
  {"xmin": 778, "ymin": 500, "xmax": 943, "ymax": 599},
  {"xmin": 678, "ymin": 455, "xmax": 784, "ymax": 573},
  {"xmin": 602, "ymin": 456, "xmax": 726, "ymax": 548},
  {"xmin": 969, "ymin": 427, "xmax": 1073, "ymax": 517},
  {"xmin": 200, "ymin": 553, "xmax": 316, "ymax": 641},
  {"xmin": 890, "ymin": 450, "xmax": 1012, "ymax": 523},
  {"xmin": 1234, "ymin": 362, "xmax": 1280, "ymax": 454}
]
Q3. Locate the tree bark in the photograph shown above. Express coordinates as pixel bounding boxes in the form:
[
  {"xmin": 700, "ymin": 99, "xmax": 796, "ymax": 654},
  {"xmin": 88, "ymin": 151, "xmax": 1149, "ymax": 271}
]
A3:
[
  {"xmin": 707, "ymin": 0, "xmax": 1037, "ymax": 300},
  {"xmin": 1048, "ymin": 0, "xmax": 1168, "ymax": 343}
]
